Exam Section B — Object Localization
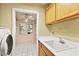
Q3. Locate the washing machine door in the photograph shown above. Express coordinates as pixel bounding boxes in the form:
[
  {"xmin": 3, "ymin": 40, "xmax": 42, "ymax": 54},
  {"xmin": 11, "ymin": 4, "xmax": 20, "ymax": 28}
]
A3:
[{"xmin": 1, "ymin": 33, "xmax": 13, "ymax": 56}]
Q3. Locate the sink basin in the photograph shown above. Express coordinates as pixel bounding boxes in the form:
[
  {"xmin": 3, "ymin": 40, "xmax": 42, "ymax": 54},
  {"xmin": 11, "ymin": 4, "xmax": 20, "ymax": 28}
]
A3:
[{"xmin": 44, "ymin": 40, "xmax": 77, "ymax": 52}]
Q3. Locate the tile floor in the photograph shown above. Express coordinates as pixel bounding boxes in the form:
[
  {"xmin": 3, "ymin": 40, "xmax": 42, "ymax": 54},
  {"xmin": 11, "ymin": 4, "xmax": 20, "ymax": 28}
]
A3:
[{"xmin": 12, "ymin": 43, "xmax": 37, "ymax": 56}]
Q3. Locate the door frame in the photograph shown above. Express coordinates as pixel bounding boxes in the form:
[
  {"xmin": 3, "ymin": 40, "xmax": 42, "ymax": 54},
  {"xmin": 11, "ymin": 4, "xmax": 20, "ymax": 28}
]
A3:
[{"xmin": 12, "ymin": 8, "xmax": 39, "ymax": 55}]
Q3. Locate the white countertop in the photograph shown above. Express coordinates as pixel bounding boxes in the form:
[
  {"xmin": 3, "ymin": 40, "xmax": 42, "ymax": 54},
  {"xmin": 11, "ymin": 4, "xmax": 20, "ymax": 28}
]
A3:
[{"xmin": 38, "ymin": 36, "xmax": 79, "ymax": 56}]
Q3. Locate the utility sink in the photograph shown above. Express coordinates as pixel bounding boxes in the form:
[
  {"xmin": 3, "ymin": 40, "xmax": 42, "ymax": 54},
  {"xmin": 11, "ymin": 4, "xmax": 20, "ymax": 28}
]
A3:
[{"xmin": 44, "ymin": 40, "xmax": 76, "ymax": 52}]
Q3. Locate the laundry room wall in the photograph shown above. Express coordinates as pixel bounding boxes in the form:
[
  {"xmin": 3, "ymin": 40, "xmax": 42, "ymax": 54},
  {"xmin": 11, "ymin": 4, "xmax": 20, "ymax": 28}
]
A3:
[
  {"xmin": 0, "ymin": 4, "xmax": 1, "ymax": 26},
  {"xmin": 47, "ymin": 17, "xmax": 79, "ymax": 43},
  {"xmin": 0, "ymin": 3, "xmax": 50, "ymax": 36}
]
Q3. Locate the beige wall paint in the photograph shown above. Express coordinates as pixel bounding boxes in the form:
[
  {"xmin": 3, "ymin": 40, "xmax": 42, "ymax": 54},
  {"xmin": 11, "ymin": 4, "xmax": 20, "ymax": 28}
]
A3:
[
  {"xmin": 0, "ymin": 3, "xmax": 50, "ymax": 36},
  {"xmin": 47, "ymin": 17, "xmax": 79, "ymax": 42},
  {"xmin": 0, "ymin": 4, "xmax": 1, "ymax": 26}
]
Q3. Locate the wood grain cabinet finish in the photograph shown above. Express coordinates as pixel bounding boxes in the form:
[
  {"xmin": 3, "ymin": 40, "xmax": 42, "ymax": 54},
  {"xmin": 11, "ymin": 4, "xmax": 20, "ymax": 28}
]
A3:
[
  {"xmin": 56, "ymin": 3, "xmax": 79, "ymax": 20},
  {"xmin": 40, "ymin": 48, "xmax": 46, "ymax": 56},
  {"xmin": 38, "ymin": 41, "xmax": 55, "ymax": 56},
  {"xmin": 41, "ymin": 43, "xmax": 55, "ymax": 56},
  {"xmin": 45, "ymin": 3, "xmax": 79, "ymax": 25},
  {"xmin": 45, "ymin": 3, "xmax": 56, "ymax": 24}
]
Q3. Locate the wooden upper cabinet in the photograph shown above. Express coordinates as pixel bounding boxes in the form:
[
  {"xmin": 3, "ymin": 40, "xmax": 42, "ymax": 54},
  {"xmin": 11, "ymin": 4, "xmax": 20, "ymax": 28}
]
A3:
[
  {"xmin": 45, "ymin": 4, "xmax": 56, "ymax": 24},
  {"xmin": 45, "ymin": 3, "xmax": 79, "ymax": 25},
  {"xmin": 56, "ymin": 3, "xmax": 79, "ymax": 20}
]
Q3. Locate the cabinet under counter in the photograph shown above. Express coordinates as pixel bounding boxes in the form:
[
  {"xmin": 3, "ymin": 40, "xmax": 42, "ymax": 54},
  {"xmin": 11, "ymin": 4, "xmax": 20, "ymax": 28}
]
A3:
[
  {"xmin": 38, "ymin": 36, "xmax": 79, "ymax": 56},
  {"xmin": 38, "ymin": 41, "xmax": 55, "ymax": 56}
]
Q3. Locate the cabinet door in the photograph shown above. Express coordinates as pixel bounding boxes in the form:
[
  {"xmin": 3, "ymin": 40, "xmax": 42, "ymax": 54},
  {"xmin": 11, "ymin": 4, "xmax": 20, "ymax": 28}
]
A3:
[
  {"xmin": 38, "ymin": 41, "xmax": 46, "ymax": 56},
  {"xmin": 38, "ymin": 41, "xmax": 55, "ymax": 56},
  {"xmin": 46, "ymin": 4, "xmax": 55, "ymax": 24},
  {"xmin": 41, "ymin": 43, "xmax": 55, "ymax": 56},
  {"xmin": 56, "ymin": 3, "xmax": 79, "ymax": 20},
  {"xmin": 40, "ymin": 48, "xmax": 46, "ymax": 56}
]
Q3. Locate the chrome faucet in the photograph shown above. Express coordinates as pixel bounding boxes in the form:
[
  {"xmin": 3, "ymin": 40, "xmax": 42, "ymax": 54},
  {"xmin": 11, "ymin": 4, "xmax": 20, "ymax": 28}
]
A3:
[{"xmin": 59, "ymin": 37, "xmax": 65, "ymax": 44}]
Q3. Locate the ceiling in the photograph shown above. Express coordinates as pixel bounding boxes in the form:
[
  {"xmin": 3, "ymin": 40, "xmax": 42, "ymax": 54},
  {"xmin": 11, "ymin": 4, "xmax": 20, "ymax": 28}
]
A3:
[{"xmin": 22, "ymin": 3, "xmax": 48, "ymax": 7}]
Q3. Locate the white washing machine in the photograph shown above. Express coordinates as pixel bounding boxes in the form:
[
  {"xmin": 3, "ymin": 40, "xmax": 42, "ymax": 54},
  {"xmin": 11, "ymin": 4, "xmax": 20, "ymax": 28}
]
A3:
[{"xmin": 0, "ymin": 28, "xmax": 13, "ymax": 56}]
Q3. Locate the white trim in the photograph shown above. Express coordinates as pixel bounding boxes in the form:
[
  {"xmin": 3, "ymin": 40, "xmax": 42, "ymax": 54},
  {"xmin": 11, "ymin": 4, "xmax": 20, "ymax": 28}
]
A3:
[
  {"xmin": 12, "ymin": 8, "xmax": 39, "ymax": 55},
  {"xmin": 12, "ymin": 8, "xmax": 16, "ymax": 52}
]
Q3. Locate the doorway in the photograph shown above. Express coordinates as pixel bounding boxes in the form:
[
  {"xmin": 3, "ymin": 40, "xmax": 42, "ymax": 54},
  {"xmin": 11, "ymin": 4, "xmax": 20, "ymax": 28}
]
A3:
[
  {"xmin": 16, "ymin": 12, "xmax": 37, "ymax": 44},
  {"xmin": 12, "ymin": 8, "xmax": 39, "ymax": 56}
]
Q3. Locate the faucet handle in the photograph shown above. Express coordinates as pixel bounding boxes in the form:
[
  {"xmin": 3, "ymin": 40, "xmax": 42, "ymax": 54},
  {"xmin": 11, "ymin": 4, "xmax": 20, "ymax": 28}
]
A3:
[{"xmin": 59, "ymin": 37, "xmax": 65, "ymax": 44}]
